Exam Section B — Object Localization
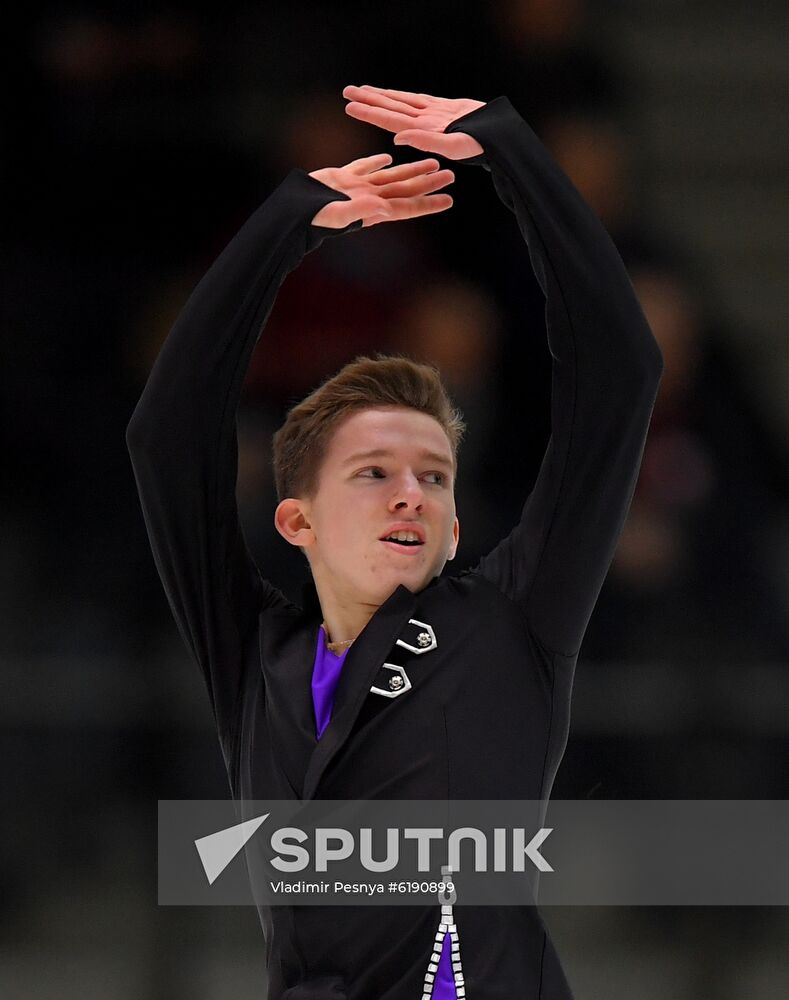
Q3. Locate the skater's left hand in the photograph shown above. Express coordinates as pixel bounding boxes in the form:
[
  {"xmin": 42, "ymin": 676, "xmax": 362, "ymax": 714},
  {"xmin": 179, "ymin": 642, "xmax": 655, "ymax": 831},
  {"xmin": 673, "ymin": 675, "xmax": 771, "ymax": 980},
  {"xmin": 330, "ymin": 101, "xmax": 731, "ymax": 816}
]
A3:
[
  {"xmin": 343, "ymin": 85, "xmax": 486, "ymax": 161},
  {"xmin": 309, "ymin": 154, "xmax": 455, "ymax": 228}
]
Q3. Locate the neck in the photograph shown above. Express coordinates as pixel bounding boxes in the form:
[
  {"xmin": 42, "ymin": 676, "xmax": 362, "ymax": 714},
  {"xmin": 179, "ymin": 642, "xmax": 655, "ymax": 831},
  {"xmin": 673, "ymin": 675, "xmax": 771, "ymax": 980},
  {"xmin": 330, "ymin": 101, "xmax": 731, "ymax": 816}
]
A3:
[
  {"xmin": 321, "ymin": 624, "xmax": 356, "ymax": 652},
  {"xmin": 312, "ymin": 577, "xmax": 382, "ymax": 653},
  {"xmin": 320, "ymin": 609, "xmax": 374, "ymax": 650}
]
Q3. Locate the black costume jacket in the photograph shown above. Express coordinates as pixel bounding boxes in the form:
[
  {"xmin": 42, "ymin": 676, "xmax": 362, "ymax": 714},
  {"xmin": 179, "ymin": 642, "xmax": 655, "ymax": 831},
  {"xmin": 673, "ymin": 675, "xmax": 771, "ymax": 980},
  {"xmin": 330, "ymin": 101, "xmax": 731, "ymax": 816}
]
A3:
[{"xmin": 127, "ymin": 96, "xmax": 664, "ymax": 999}]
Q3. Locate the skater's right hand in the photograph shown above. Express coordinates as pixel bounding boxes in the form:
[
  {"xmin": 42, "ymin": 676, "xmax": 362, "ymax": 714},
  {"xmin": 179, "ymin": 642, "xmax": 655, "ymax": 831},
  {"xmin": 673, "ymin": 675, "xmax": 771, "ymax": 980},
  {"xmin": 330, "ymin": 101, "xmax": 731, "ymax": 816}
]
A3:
[{"xmin": 309, "ymin": 154, "xmax": 454, "ymax": 228}]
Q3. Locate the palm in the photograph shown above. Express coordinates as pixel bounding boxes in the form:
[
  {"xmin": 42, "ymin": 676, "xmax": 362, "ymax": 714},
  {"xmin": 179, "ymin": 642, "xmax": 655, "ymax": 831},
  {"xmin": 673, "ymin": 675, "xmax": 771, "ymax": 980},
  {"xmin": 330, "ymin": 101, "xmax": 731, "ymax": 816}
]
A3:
[
  {"xmin": 342, "ymin": 85, "xmax": 486, "ymax": 161},
  {"xmin": 309, "ymin": 154, "xmax": 455, "ymax": 229}
]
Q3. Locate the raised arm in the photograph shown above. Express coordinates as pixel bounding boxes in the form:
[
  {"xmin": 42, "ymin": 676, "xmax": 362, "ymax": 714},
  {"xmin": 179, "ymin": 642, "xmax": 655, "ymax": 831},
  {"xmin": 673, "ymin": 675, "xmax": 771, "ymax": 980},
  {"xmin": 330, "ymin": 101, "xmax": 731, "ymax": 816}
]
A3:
[
  {"xmin": 125, "ymin": 154, "xmax": 455, "ymax": 747},
  {"xmin": 344, "ymin": 88, "xmax": 664, "ymax": 657}
]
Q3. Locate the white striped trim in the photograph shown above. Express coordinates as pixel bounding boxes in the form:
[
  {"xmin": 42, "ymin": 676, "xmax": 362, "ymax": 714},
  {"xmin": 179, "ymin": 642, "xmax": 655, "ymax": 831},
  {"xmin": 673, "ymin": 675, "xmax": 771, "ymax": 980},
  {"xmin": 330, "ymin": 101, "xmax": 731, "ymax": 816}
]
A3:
[{"xmin": 420, "ymin": 903, "xmax": 466, "ymax": 998}]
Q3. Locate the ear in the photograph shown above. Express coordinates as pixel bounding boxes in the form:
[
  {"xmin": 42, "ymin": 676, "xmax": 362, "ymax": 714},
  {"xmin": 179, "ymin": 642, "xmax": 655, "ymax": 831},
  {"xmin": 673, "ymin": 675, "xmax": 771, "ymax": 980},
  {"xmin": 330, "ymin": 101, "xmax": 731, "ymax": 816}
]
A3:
[
  {"xmin": 447, "ymin": 515, "xmax": 460, "ymax": 561},
  {"xmin": 274, "ymin": 498, "xmax": 315, "ymax": 549}
]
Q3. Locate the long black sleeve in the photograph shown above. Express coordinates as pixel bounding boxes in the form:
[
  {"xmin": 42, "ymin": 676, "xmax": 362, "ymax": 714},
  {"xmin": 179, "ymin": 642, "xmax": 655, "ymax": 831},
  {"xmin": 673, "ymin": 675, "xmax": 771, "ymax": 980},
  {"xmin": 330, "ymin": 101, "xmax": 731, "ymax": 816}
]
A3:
[
  {"xmin": 446, "ymin": 96, "xmax": 664, "ymax": 658},
  {"xmin": 126, "ymin": 169, "xmax": 361, "ymax": 741}
]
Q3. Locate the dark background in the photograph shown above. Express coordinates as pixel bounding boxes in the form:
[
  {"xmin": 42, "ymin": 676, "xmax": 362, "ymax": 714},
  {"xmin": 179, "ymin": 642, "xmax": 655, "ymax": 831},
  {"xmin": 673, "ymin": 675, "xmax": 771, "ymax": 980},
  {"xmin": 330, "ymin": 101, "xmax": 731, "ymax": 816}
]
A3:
[{"xmin": 2, "ymin": 1, "xmax": 788, "ymax": 996}]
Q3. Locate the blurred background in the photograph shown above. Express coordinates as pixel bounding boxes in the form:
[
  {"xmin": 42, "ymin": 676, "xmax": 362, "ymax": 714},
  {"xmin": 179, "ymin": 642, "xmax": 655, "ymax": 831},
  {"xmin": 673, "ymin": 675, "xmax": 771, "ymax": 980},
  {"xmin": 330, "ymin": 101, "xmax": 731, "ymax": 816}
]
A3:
[{"xmin": 2, "ymin": 0, "xmax": 788, "ymax": 996}]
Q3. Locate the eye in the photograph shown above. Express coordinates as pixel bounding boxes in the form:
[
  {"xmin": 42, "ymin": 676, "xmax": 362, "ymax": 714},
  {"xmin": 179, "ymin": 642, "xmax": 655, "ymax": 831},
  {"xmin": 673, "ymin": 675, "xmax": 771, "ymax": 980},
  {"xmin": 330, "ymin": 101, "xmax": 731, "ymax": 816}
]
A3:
[{"xmin": 356, "ymin": 467, "xmax": 447, "ymax": 485}]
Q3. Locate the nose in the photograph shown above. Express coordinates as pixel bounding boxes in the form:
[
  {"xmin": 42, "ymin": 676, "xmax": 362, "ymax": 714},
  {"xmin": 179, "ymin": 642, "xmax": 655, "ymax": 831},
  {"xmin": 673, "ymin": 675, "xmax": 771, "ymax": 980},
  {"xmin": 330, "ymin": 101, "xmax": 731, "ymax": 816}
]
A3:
[{"xmin": 388, "ymin": 471, "xmax": 424, "ymax": 512}]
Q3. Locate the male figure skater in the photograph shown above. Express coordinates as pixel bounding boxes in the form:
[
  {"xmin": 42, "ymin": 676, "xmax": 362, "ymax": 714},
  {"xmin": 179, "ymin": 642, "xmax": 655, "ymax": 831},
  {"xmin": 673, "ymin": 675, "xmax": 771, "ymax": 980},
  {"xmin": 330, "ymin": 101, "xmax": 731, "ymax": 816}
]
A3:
[{"xmin": 127, "ymin": 85, "xmax": 663, "ymax": 999}]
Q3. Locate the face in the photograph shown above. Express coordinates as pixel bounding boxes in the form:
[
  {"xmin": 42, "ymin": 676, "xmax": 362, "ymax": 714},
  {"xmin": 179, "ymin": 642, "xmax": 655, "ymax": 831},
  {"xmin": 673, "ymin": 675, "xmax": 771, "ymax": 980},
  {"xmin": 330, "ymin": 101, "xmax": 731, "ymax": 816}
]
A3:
[{"xmin": 275, "ymin": 406, "xmax": 460, "ymax": 607}]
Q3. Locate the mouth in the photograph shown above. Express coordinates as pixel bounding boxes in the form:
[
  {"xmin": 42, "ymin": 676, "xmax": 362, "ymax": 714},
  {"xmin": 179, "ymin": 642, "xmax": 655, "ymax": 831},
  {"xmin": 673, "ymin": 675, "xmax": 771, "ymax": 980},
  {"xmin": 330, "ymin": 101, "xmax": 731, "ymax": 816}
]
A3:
[
  {"xmin": 379, "ymin": 524, "xmax": 426, "ymax": 549},
  {"xmin": 380, "ymin": 538, "xmax": 425, "ymax": 555},
  {"xmin": 379, "ymin": 526, "xmax": 426, "ymax": 555}
]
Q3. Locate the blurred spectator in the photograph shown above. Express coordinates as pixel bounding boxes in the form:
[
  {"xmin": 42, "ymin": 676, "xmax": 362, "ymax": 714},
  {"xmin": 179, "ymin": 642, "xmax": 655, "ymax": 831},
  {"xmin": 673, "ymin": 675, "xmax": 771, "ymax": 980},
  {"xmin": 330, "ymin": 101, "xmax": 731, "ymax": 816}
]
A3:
[
  {"xmin": 23, "ymin": 8, "xmax": 263, "ymax": 256},
  {"xmin": 478, "ymin": 0, "xmax": 633, "ymax": 128},
  {"xmin": 582, "ymin": 264, "xmax": 789, "ymax": 662}
]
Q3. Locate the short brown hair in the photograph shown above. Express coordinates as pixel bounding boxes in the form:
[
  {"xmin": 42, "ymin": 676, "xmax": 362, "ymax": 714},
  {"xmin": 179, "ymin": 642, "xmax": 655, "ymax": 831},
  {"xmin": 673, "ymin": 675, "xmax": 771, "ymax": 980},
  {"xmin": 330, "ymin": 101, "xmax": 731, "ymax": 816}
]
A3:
[{"xmin": 271, "ymin": 354, "xmax": 466, "ymax": 502}]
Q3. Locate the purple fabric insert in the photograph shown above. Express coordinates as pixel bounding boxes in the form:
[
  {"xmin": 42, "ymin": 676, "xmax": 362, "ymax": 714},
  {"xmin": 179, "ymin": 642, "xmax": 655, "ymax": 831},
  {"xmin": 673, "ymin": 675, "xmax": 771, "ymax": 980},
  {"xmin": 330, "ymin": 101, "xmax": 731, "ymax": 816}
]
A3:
[
  {"xmin": 309, "ymin": 627, "xmax": 458, "ymax": 998},
  {"xmin": 434, "ymin": 932, "xmax": 457, "ymax": 998},
  {"xmin": 311, "ymin": 626, "xmax": 350, "ymax": 740}
]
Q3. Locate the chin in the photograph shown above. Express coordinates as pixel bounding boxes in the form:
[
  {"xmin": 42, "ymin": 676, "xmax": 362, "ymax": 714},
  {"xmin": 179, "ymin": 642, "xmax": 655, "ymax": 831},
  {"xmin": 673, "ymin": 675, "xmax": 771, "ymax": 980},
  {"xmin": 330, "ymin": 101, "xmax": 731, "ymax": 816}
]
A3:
[
  {"xmin": 397, "ymin": 566, "xmax": 434, "ymax": 590},
  {"xmin": 372, "ymin": 568, "xmax": 419, "ymax": 596},
  {"xmin": 362, "ymin": 557, "xmax": 435, "ymax": 601}
]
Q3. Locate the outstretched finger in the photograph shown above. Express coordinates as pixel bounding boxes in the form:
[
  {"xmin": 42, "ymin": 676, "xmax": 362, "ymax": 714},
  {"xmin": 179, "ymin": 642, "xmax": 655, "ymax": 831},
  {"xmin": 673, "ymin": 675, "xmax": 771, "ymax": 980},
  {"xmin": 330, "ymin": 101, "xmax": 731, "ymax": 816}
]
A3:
[
  {"xmin": 342, "ymin": 85, "xmax": 421, "ymax": 118},
  {"xmin": 367, "ymin": 158, "xmax": 441, "ymax": 184},
  {"xmin": 375, "ymin": 168, "xmax": 454, "ymax": 199},
  {"xmin": 354, "ymin": 85, "xmax": 434, "ymax": 108},
  {"xmin": 412, "ymin": 193, "xmax": 454, "ymax": 216},
  {"xmin": 345, "ymin": 101, "xmax": 414, "ymax": 134},
  {"xmin": 362, "ymin": 191, "xmax": 455, "ymax": 227},
  {"xmin": 347, "ymin": 152, "xmax": 394, "ymax": 174},
  {"xmin": 389, "ymin": 193, "xmax": 454, "ymax": 218}
]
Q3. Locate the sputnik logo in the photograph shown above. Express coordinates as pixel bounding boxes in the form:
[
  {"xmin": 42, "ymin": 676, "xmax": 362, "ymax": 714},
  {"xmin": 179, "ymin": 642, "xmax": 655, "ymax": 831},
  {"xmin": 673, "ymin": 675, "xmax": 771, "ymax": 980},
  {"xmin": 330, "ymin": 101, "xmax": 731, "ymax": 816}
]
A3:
[
  {"xmin": 194, "ymin": 812, "xmax": 270, "ymax": 884},
  {"xmin": 195, "ymin": 813, "xmax": 554, "ymax": 884}
]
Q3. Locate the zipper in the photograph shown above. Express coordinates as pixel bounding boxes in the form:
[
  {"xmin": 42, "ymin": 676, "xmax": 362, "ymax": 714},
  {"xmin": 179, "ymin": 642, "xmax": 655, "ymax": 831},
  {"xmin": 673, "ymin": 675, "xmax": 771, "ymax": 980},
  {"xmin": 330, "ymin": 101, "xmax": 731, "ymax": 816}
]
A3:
[{"xmin": 420, "ymin": 901, "xmax": 466, "ymax": 999}]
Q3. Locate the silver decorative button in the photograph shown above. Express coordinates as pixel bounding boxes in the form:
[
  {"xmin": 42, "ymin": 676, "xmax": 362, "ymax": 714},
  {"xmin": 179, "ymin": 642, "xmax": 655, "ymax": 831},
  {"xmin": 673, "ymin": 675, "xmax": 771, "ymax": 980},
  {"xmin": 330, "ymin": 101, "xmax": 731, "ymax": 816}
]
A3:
[
  {"xmin": 371, "ymin": 663, "xmax": 412, "ymax": 699},
  {"xmin": 396, "ymin": 618, "xmax": 437, "ymax": 655}
]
